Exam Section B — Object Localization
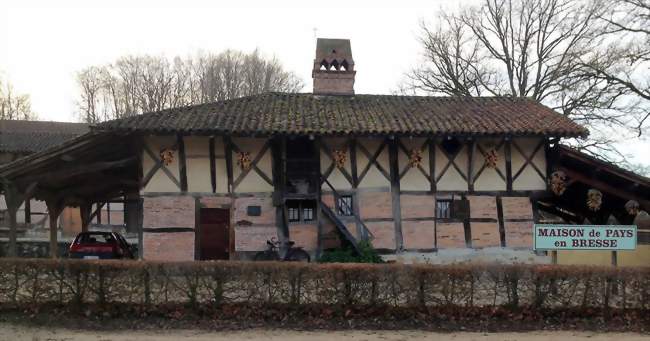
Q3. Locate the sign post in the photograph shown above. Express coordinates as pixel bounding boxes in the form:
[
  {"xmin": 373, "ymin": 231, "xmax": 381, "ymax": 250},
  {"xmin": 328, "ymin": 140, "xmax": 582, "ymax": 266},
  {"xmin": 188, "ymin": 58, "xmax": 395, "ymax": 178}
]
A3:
[{"xmin": 534, "ymin": 225, "xmax": 637, "ymax": 265}]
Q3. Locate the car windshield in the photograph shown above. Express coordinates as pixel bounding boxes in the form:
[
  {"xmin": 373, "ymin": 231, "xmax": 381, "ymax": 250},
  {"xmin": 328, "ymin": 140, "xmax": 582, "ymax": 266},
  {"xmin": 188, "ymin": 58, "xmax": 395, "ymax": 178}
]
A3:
[{"xmin": 75, "ymin": 233, "xmax": 115, "ymax": 245}]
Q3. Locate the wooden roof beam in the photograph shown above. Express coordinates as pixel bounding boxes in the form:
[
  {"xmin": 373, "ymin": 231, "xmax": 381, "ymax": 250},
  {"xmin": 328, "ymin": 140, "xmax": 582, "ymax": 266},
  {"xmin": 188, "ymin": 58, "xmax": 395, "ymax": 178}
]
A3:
[{"xmin": 559, "ymin": 167, "xmax": 650, "ymax": 210}]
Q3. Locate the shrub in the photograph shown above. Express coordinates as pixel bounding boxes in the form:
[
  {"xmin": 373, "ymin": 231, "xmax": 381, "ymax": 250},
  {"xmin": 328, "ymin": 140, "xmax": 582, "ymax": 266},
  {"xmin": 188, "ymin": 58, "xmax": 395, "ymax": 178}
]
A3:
[
  {"xmin": 0, "ymin": 259, "xmax": 649, "ymax": 312},
  {"xmin": 319, "ymin": 241, "xmax": 384, "ymax": 263}
]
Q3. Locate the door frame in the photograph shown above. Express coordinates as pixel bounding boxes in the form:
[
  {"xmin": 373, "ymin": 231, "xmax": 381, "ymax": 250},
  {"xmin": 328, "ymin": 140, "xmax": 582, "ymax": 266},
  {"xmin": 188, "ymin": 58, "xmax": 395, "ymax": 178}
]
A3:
[{"xmin": 195, "ymin": 202, "xmax": 232, "ymax": 260}]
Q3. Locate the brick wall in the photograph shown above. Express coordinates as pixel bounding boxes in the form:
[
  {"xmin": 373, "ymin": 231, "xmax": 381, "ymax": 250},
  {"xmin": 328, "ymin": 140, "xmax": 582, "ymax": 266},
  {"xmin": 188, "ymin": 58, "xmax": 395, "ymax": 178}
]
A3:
[
  {"xmin": 358, "ymin": 191, "xmax": 393, "ymax": 220},
  {"xmin": 143, "ymin": 231, "xmax": 194, "ymax": 261},
  {"xmin": 436, "ymin": 222, "xmax": 466, "ymax": 249},
  {"xmin": 402, "ymin": 220, "xmax": 435, "ymax": 249},
  {"xmin": 232, "ymin": 196, "xmax": 277, "ymax": 252},
  {"xmin": 142, "ymin": 195, "xmax": 196, "ymax": 261}
]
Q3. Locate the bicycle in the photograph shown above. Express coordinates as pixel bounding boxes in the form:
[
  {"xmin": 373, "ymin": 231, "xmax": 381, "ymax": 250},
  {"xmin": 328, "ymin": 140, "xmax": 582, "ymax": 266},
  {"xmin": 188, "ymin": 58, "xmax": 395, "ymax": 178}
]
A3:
[{"xmin": 253, "ymin": 237, "xmax": 311, "ymax": 262}]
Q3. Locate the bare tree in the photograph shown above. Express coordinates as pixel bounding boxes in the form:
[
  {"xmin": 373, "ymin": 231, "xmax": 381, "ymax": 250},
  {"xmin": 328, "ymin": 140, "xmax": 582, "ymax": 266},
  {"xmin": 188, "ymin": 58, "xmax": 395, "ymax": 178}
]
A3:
[
  {"xmin": 577, "ymin": 0, "xmax": 650, "ymax": 137},
  {"xmin": 76, "ymin": 50, "xmax": 304, "ymax": 123},
  {"xmin": 406, "ymin": 0, "xmax": 649, "ymax": 163},
  {"xmin": 0, "ymin": 76, "xmax": 37, "ymax": 120}
]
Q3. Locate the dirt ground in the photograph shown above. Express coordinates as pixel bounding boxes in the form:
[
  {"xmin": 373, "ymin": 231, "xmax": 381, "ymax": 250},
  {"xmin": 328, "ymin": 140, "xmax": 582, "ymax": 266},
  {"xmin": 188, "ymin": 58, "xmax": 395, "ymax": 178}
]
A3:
[{"xmin": 1, "ymin": 324, "xmax": 649, "ymax": 341}]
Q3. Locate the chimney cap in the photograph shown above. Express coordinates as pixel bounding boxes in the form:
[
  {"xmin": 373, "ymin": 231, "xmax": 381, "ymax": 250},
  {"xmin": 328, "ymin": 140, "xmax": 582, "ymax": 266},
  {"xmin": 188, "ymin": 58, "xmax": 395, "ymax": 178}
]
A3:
[{"xmin": 316, "ymin": 38, "xmax": 353, "ymax": 63}]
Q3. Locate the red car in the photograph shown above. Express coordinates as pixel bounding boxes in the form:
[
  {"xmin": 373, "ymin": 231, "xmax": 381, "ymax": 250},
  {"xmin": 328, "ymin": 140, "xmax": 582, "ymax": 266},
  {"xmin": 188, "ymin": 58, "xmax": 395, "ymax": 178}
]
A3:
[{"xmin": 69, "ymin": 232, "xmax": 135, "ymax": 259}]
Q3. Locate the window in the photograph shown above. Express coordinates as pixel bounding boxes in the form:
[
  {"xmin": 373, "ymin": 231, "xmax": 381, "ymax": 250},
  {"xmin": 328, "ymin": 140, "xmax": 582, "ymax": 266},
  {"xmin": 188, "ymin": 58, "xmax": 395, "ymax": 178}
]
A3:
[
  {"xmin": 286, "ymin": 200, "xmax": 316, "ymax": 223},
  {"xmin": 337, "ymin": 195, "xmax": 354, "ymax": 216},
  {"xmin": 287, "ymin": 201, "xmax": 300, "ymax": 222},
  {"xmin": 436, "ymin": 200, "xmax": 452, "ymax": 219}
]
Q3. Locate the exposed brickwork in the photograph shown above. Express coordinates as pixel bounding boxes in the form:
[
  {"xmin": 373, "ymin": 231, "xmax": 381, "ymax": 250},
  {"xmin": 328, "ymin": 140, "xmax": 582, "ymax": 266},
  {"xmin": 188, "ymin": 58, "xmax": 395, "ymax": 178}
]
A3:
[
  {"xmin": 359, "ymin": 191, "xmax": 393, "ymax": 220},
  {"xmin": 235, "ymin": 226, "xmax": 277, "ymax": 251},
  {"xmin": 321, "ymin": 194, "xmax": 335, "ymax": 210},
  {"xmin": 233, "ymin": 196, "xmax": 275, "ymax": 226},
  {"xmin": 143, "ymin": 232, "xmax": 194, "ymax": 261},
  {"xmin": 60, "ymin": 207, "xmax": 81, "ymax": 237},
  {"xmin": 400, "ymin": 194, "xmax": 435, "ymax": 219},
  {"xmin": 143, "ymin": 196, "xmax": 195, "ymax": 228},
  {"xmin": 436, "ymin": 222, "xmax": 467, "ymax": 249},
  {"xmin": 501, "ymin": 197, "xmax": 533, "ymax": 220},
  {"xmin": 289, "ymin": 224, "xmax": 318, "ymax": 251},
  {"xmin": 505, "ymin": 221, "xmax": 534, "ymax": 248},
  {"xmin": 468, "ymin": 196, "xmax": 498, "ymax": 219},
  {"xmin": 471, "ymin": 222, "xmax": 501, "ymax": 248},
  {"xmin": 402, "ymin": 220, "xmax": 435, "ymax": 249},
  {"xmin": 199, "ymin": 196, "xmax": 232, "ymax": 208},
  {"xmin": 321, "ymin": 219, "xmax": 342, "ymax": 249},
  {"xmin": 365, "ymin": 221, "xmax": 396, "ymax": 250}
]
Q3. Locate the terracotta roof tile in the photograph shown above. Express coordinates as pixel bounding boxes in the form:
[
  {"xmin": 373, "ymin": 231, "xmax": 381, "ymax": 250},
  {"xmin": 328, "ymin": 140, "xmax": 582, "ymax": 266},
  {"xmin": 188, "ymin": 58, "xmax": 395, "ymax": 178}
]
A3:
[
  {"xmin": 94, "ymin": 93, "xmax": 588, "ymax": 137},
  {"xmin": 0, "ymin": 120, "xmax": 89, "ymax": 153}
]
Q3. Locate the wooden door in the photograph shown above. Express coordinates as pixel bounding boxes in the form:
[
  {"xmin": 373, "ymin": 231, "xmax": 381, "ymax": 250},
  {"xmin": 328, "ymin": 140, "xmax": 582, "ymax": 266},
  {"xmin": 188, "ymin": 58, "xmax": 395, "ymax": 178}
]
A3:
[{"xmin": 199, "ymin": 208, "xmax": 230, "ymax": 260}]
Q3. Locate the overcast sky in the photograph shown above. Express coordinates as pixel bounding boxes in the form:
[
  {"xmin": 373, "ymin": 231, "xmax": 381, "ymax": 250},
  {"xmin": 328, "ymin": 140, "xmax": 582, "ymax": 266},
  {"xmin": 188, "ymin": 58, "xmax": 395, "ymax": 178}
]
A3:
[{"xmin": 0, "ymin": 0, "xmax": 648, "ymax": 167}]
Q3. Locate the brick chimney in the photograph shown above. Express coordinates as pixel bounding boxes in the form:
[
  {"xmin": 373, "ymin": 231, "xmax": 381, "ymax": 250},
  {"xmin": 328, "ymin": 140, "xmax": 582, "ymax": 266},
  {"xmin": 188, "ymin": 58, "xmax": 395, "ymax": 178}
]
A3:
[{"xmin": 312, "ymin": 38, "xmax": 355, "ymax": 95}]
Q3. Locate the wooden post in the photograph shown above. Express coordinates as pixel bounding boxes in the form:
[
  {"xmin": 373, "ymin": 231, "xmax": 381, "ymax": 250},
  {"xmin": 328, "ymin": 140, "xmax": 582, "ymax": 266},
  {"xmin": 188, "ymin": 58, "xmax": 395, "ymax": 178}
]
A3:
[
  {"xmin": 428, "ymin": 138, "xmax": 436, "ymax": 193},
  {"xmin": 46, "ymin": 200, "xmax": 64, "ymax": 259},
  {"xmin": 80, "ymin": 203, "xmax": 92, "ymax": 233},
  {"xmin": 388, "ymin": 137, "xmax": 403, "ymax": 251},
  {"xmin": 209, "ymin": 136, "xmax": 216, "ymax": 193},
  {"xmin": 552, "ymin": 250, "xmax": 558, "ymax": 265},
  {"xmin": 7, "ymin": 204, "xmax": 18, "ymax": 257},
  {"xmin": 467, "ymin": 139, "xmax": 476, "ymax": 192},
  {"xmin": 4, "ymin": 184, "xmax": 22, "ymax": 257},
  {"xmin": 177, "ymin": 134, "xmax": 188, "ymax": 192},
  {"xmin": 24, "ymin": 199, "xmax": 31, "ymax": 225},
  {"xmin": 314, "ymin": 137, "xmax": 324, "ymax": 258},
  {"xmin": 505, "ymin": 138, "xmax": 513, "ymax": 192}
]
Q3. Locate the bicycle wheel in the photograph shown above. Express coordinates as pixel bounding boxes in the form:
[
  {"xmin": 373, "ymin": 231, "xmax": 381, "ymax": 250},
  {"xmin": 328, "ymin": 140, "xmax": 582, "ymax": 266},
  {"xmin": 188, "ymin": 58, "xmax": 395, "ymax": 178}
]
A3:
[
  {"xmin": 286, "ymin": 249, "xmax": 311, "ymax": 262},
  {"xmin": 254, "ymin": 250, "xmax": 280, "ymax": 261}
]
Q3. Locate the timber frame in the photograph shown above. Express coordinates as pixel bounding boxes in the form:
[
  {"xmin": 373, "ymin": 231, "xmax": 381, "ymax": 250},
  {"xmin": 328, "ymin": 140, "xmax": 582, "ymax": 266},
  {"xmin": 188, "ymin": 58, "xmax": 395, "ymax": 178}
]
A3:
[{"xmin": 5, "ymin": 129, "xmax": 643, "ymax": 260}]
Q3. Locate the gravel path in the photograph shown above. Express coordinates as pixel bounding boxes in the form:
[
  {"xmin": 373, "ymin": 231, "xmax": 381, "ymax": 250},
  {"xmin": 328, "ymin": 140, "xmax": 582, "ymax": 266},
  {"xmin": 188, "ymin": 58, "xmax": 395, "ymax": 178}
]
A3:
[{"xmin": 1, "ymin": 324, "xmax": 648, "ymax": 341}]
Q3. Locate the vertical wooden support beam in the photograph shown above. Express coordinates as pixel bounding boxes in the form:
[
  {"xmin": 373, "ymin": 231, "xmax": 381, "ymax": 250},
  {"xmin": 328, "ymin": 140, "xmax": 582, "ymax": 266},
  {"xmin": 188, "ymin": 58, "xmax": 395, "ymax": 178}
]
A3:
[
  {"xmin": 349, "ymin": 138, "xmax": 358, "ymax": 188},
  {"xmin": 388, "ymin": 137, "xmax": 403, "ymax": 251},
  {"xmin": 80, "ymin": 203, "xmax": 92, "ymax": 233},
  {"xmin": 177, "ymin": 134, "xmax": 188, "ymax": 192},
  {"xmin": 467, "ymin": 139, "xmax": 476, "ymax": 192},
  {"xmin": 4, "ymin": 184, "xmax": 22, "ymax": 257},
  {"xmin": 496, "ymin": 195, "xmax": 506, "ymax": 247},
  {"xmin": 314, "ymin": 137, "xmax": 324, "ymax": 258},
  {"xmin": 428, "ymin": 138, "xmax": 436, "ymax": 193},
  {"xmin": 271, "ymin": 136, "xmax": 288, "ymax": 241},
  {"xmin": 7, "ymin": 204, "xmax": 18, "ymax": 257},
  {"xmin": 505, "ymin": 138, "xmax": 513, "ymax": 192},
  {"xmin": 224, "ymin": 136, "xmax": 234, "ymax": 194},
  {"xmin": 611, "ymin": 251, "xmax": 618, "ymax": 267},
  {"xmin": 136, "ymin": 197, "xmax": 144, "ymax": 260},
  {"xmin": 46, "ymin": 200, "xmax": 64, "ymax": 259},
  {"xmin": 24, "ymin": 199, "xmax": 31, "ymax": 225},
  {"xmin": 209, "ymin": 136, "xmax": 217, "ymax": 193},
  {"xmin": 194, "ymin": 197, "xmax": 201, "ymax": 261}
]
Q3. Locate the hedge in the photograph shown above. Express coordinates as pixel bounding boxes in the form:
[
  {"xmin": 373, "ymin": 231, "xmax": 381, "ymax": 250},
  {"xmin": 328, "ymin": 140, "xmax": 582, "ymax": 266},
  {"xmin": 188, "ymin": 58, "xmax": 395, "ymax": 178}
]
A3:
[{"xmin": 0, "ymin": 259, "xmax": 649, "ymax": 310}]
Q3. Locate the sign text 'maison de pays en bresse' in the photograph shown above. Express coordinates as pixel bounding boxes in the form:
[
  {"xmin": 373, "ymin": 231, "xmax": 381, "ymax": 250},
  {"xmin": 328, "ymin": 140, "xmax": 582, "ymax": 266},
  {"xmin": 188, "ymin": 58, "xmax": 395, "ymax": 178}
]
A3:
[{"xmin": 533, "ymin": 225, "xmax": 637, "ymax": 251}]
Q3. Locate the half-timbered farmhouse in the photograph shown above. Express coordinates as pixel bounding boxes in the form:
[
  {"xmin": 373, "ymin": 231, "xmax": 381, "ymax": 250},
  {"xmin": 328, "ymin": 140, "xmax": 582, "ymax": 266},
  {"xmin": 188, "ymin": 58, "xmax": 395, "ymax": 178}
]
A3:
[{"xmin": 0, "ymin": 39, "xmax": 648, "ymax": 264}]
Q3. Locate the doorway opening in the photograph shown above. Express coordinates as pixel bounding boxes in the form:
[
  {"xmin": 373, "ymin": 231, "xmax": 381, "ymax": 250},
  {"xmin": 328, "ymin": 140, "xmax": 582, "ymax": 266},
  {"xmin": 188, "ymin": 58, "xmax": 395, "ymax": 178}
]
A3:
[
  {"xmin": 285, "ymin": 137, "xmax": 319, "ymax": 195},
  {"xmin": 198, "ymin": 208, "xmax": 230, "ymax": 260}
]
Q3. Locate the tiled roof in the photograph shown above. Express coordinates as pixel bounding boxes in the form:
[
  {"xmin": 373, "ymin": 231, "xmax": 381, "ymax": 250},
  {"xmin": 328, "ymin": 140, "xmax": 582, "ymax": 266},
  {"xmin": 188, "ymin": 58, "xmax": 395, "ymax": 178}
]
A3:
[
  {"xmin": 0, "ymin": 120, "xmax": 89, "ymax": 154},
  {"xmin": 94, "ymin": 93, "xmax": 588, "ymax": 137}
]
